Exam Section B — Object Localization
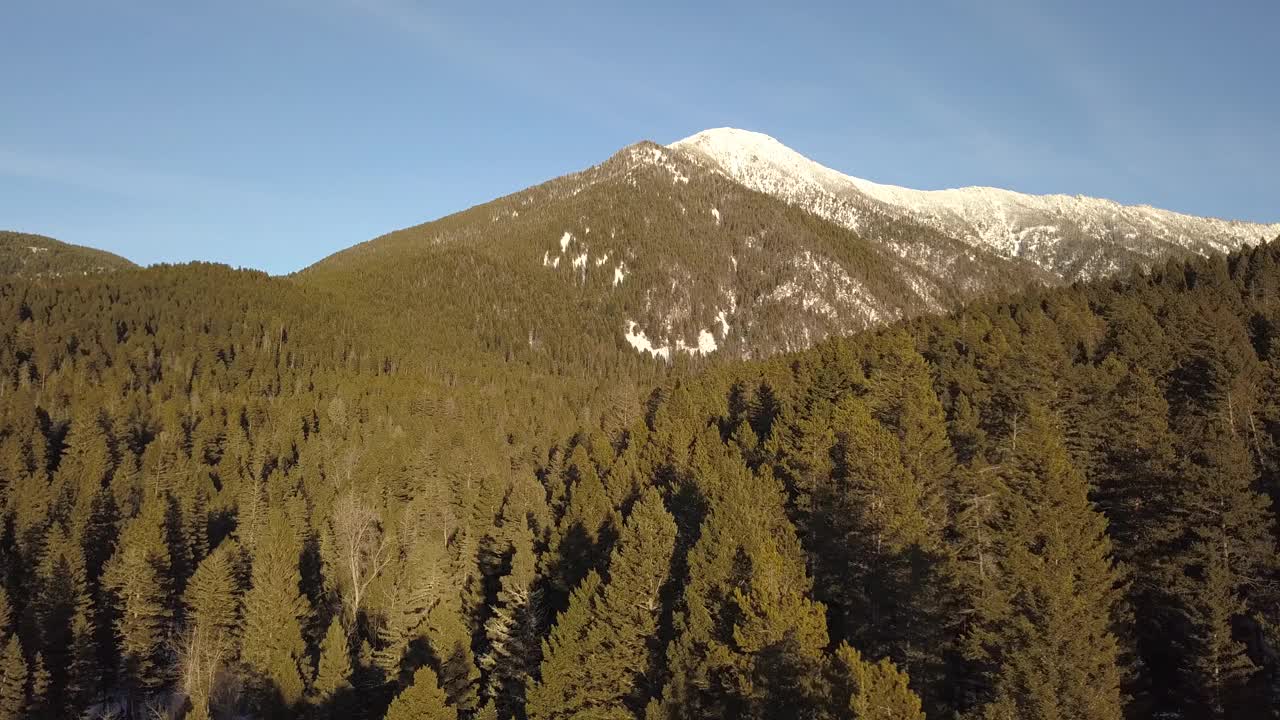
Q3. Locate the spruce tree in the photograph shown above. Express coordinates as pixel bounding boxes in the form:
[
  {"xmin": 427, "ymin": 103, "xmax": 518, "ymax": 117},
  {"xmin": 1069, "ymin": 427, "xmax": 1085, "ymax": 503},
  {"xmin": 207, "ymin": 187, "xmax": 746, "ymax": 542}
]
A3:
[
  {"xmin": 963, "ymin": 410, "xmax": 1124, "ymax": 720},
  {"xmin": 384, "ymin": 664, "xmax": 456, "ymax": 720},
  {"xmin": 480, "ymin": 520, "xmax": 540, "ymax": 718},
  {"xmin": 1167, "ymin": 420, "xmax": 1273, "ymax": 716},
  {"xmin": 525, "ymin": 572, "xmax": 602, "ymax": 720},
  {"xmin": 312, "ymin": 617, "xmax": 353, "ymax": 714},
  {"xmin": 34, "ymin": 523, "xmax": 99, "ymax": 713},
  {"xmin": 0, "ymin": 634, "xmax": 26, "ymax": 720},
  {"xmin": 240, "ymin": 506, "xmax": 310, "ymax": 709},
  {"xmin": 529, "ymin": 488, "xmax": 677, "ymax": 719},
  {"xmin": 661, "ymin": 449, "xmax": 830, "ymax": 720},
  {"xmin": 102, "ymin": 498, "xmax": 174, "ymax": 694},
  {"xmin": 181, "ymin": 540, "xmax": 243, "ymax": 719},
  {"xmin": 827, "ymin": 643, "xmax": 924, "ymax": 720},
  {"xmin": 546, "ymin": 445, "xmax": 618, "ymax": 595}
]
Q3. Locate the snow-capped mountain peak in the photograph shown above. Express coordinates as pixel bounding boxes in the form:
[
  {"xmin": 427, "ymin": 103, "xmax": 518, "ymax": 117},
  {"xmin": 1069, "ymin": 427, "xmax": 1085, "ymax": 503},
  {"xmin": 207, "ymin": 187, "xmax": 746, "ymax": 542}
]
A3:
[{"xmin": 670, "ymin": 128, "xmax": 1280, "ymax": 281}]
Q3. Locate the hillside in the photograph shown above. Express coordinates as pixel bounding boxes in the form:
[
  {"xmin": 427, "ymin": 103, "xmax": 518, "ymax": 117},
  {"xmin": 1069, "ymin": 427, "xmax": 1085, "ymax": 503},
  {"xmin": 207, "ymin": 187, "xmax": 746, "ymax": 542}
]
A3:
[
  {"xmin": 0, "ymin": 223, "xmax": 1276, "ymax": 718},
  {"xmin": 0, "ymin": 230, "xmax": 136, "ymax": 277},
  {"xmin": 300, "ymin": 131, "xmax": 1277, "ymax": 371},
  {"xmin": 297, "ymin": 141, "xmax": 1052, "ymax": 368}
]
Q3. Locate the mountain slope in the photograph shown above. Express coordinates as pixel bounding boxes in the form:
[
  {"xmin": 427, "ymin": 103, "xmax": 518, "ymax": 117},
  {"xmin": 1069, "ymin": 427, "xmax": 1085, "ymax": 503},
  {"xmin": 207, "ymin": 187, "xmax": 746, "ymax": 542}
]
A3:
[
  {"xmin": 298, "ymin": 142, "xmax": 1050, "ymax": 366},
  {"xmin": 0, "ymin": 231, "xmax": 136, "ymax": 277},
  {"xmin": 672, "ymin": 128, "xmax": 1280, "ymax": 282}
]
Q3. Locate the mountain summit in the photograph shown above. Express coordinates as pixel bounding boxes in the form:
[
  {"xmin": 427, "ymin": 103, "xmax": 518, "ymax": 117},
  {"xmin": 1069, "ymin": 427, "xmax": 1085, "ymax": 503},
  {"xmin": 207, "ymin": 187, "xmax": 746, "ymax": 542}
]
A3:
[{"xmin": 671, "ymin": 128, "xmax": 1280, "ymax": 282}]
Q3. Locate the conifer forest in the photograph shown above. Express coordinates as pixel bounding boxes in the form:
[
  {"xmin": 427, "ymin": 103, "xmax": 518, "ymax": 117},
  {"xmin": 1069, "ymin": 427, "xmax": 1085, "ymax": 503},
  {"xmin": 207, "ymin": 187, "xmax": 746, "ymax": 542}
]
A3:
[{"xmin": 0, "ymin": 235, "xmax": 1278, "ymax": 720}]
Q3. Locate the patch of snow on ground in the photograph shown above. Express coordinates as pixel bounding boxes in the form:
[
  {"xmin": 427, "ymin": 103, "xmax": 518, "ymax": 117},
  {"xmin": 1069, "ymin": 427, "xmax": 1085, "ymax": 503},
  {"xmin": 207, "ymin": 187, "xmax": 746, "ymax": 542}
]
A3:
[
  {"xmin": 625, "ymin": 321, "xmax": 670, "ymax": 360},
  {"xmin": 595, "ymin": 253, "xmax": 609, "ymax": 266},
  {"xmin": 572, "ymin": 252, "xmax": 588, "ymax": 270},
  {"xmin": 613, "ymin": 263, "xmax": 627, "ymax": 287},
  {"xmin": 560, "ymin": 231, "xmax": 573, "ymax": 253},
  {"xmin": 696, "ymin": 330, "xmax": 717, "ymax": 353},
  {"xmin": 711, "ymin": 207, "xmax": 721, "ymax": 225},
  {"xmin": 716, "ymin": 309, "xmax": 731, "ymax": 337},
  {"xmin": 624, "ymin": 321, "xmax": 719, "ymax": 360}
]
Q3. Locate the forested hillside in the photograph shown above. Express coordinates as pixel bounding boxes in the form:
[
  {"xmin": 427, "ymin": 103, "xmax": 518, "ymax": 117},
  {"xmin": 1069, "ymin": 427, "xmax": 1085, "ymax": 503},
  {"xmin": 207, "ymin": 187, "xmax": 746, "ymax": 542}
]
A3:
[
  {"xmin": 297, "ymin": 141, "xmax": 1052, "ymax": 367},
  {"xmin": 0, "ymin": 224, "xmax": 1277, "ymax": 719},
  {"xmin": 0, "ymin": 232, "xmax": 135, "ymax": 278}
]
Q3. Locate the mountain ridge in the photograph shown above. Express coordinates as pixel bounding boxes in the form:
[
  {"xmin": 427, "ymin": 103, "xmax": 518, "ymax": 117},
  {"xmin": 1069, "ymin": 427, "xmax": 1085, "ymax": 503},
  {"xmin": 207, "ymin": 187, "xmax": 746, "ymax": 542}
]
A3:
[{"xmin": 670, "ymin": 127, "xmax": 1280, "ymax": 281}]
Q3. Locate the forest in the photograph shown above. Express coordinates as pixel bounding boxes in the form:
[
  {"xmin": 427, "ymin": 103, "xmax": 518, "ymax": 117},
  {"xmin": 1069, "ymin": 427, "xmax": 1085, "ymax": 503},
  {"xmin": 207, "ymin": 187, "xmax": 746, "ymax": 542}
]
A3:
[{"xmin": 0, "ymin": 240, "xmax": 1278, "ymax": 720}]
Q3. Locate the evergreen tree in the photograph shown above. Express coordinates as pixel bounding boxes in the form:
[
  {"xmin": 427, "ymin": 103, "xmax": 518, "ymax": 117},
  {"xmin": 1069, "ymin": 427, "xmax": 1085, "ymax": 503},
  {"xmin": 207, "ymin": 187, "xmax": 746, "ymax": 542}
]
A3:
[
  {"xmin": 661, "ymin": 450, "xmax": 830, "ymax": 720},
  {"xmin": 33, "ymin": 523, "xmax": 99, "ymax": 713},
  {"xmin": 241, "ymin": 506, "xmax": 310, "ymax": 709},
  {"xmin": 181, "ymin": 540, "xmax": 243, "ymax": 720},
  {"xmin": 526, "ymin": 572, "xmax": 602, "ymax": 720},
  {"xmin": 529, "ymin": 488, "xmax": 677, "ymax": 719},
  {"xmin": 480, "ymin": 520, "xmax": 540, "ymax": 718},
  {"xmin": 384, "ymin": 664, "xmax": 456, "ymax": 720},
  {"xmin": 827, "ymin": 643, "xmax": 924, "ymax": 720},
  {"xmin": 962, "ymin": 411, "xmax": 1124, "ymax": 720},
  {"xmin": 0, "ymin": 634, "xmax": 26, "ymax": 720},
  {"xmin": 1167, "ymin": 420, "xmax": 1274, "ymax": 716},
  {"xmin": 102, "ymin": 498, "xmax": 174, "ymax": 694},
  {"xmin": 312, "ymin": 617, "xmax": 354, "ymax": 714},
  {"xmin": 546, "ymin": 445, "xmax": 618, "ymax": 595}
]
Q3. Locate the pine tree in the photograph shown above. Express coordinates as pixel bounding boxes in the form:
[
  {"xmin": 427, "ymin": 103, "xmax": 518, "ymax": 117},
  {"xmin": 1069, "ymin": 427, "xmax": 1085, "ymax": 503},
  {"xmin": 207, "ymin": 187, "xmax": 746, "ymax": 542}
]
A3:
[
  {"xmin": 525, "ymin": 572, "xmax": 602, "ymax": 720},
  {"xmin": 829, "ymin": 396, "xmax": 949, "ymax": 682},
  {"xmin": 661, "ymin": 449, "xmax": 830, "ymax": 720},
  {"xmin": 528, "ymin": 488, "xmax": 677, "ymax": 719},
  {"xmin": 827, "ymin": 643, "xmax": 924, "ymax": 720},
  {"xmin": 33, "ymin": 523, "xmax": 99, "ymax": 713},
  {"xmin": 0, "ymin": 635, "xmax": 26, "ymax": 720},
  {"xmin": 963, "ymin": 410, "xmax": 1124, "ymax": 720},
  {"xmin": 546, "ymin": 445, "xmax": 618, "ymax": 595},
  {"xmin": 240, "ymin": 506, "xmax": 310, "ymax": 709},
  {"xmin": 181, "ymin": 540, "xmax": 243, "ymax": 720},
  {"xmin": 384, "ymin": 664, "xmax": 456, "ymax": 720},
  {"xmin": 1167, "ymin": 420, "xmax": 1273, "ymax": 716},
  {"xmin": 428, "ymin": 592, "xmax": 482, "ymax": 715},
  {"xmin": 312, "ymin": 617, "xmax": 354, "ymax": 714},
  {"xmin": 102, "ymin": 498, "xmax": 174, "ymax": 694},
  {"xmin": 480, "ymin": 520, "xmax": 540, "ymax": 718}
]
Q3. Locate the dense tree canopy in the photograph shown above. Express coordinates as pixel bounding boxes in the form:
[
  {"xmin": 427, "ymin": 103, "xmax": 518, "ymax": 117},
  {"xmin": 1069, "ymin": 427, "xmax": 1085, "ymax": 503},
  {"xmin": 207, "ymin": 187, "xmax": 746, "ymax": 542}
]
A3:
[{"xmin": 0, "ymin": 238, "xmax": 1277, "ymax": 719}]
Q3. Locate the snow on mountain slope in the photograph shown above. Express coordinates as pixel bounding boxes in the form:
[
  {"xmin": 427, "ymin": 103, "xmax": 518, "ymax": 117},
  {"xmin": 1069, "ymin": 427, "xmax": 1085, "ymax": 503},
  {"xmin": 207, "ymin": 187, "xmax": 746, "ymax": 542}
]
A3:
[{"xmin": 671, "ymin": 128, "xmax": 1280, "ymax": 281}]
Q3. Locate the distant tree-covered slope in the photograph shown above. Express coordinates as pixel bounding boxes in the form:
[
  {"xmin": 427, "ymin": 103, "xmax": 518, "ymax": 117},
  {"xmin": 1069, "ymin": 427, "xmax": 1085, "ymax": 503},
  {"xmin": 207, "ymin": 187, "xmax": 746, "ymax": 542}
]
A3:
[
  {"xmin": 297, "ymin": 142, "xmax": 1052, "ymax": 371},
  {"xmin": 0, "ymin": 231, "xmax": 135, "ymax": 277},
  {"xmin": 299, "ymin": 132, "xmax": 1276, "ymax": 372}
]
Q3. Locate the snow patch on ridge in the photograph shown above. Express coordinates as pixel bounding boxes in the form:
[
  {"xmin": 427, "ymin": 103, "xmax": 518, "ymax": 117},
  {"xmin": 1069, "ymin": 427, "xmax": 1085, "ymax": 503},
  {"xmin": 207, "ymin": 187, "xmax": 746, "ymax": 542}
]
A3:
[{"xmin": 624, "ymin": 320, "xmax": 718, "ymax": 360}]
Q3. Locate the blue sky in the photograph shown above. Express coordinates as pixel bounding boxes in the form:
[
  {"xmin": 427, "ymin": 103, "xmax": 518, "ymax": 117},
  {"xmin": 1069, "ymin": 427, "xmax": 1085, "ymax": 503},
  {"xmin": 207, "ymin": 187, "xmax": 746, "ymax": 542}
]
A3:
[{"xmin": 2, "ymin": 0, "xmax": 1276, "ymax": 274}]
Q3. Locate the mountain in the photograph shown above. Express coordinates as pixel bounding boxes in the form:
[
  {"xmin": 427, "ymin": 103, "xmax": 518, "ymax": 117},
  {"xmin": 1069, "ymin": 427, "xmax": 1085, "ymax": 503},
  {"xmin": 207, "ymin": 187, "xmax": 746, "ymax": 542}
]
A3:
[
  {"xmin": 298, "ymin": 141, "xmax": 1048, "ymax": 365},
  {"xmin": 300, "ymin": 129, "xmax": 1277, "ymax": 367},
  {"xmin": 0, "ymin": 230, "xmax": 136, "ymax": 277},
  {"xmin": 673, "ymin": 128, "xmax": 1280, "ymax": 282}
]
